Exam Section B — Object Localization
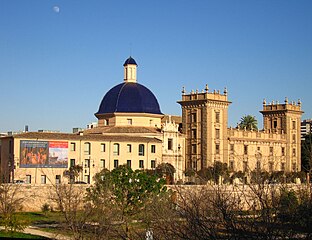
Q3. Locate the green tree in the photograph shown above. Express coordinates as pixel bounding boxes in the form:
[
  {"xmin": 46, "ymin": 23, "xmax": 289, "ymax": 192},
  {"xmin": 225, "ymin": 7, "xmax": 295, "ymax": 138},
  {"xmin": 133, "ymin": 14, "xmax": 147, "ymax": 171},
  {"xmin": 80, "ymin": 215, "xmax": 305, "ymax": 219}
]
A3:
[
  {"xmin": 238, "ymin": 115, "xmax": 258, "ymax": 130},
  {"xmin": 87, "ymin": 165, "xmax": 167, "ymax": 239}
]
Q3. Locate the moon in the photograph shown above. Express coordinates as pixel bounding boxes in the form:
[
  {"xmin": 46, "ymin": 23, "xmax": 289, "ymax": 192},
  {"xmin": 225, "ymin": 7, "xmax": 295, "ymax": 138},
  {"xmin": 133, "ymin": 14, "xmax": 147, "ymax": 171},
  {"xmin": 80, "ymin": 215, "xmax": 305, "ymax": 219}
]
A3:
[{"xmin": 53, "ymin": 6, "xmax": 60, "ymax": 13}]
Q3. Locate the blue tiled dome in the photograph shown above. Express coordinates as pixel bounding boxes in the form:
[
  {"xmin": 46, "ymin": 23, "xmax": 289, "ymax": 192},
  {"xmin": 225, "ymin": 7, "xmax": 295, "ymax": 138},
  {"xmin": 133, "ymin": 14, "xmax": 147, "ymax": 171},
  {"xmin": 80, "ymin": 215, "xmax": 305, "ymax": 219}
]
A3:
[{"xmin": 96, "ymin": 82, "xmax": 162, "ymax": 115}]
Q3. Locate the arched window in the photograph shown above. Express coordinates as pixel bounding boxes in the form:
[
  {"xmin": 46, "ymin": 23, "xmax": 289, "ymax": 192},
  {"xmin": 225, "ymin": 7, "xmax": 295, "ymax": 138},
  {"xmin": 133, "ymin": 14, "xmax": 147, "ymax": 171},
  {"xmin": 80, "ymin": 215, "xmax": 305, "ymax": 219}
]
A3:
[{"xmin": 84, "ymin": 142, "xmax": 91, "ymax": 155}]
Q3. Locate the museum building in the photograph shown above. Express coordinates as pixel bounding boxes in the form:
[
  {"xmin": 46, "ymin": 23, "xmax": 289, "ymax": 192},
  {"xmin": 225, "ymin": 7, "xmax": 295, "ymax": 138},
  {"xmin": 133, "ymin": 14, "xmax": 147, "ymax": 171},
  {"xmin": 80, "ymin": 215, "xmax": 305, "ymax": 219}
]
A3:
[
  {"xmin": 0, "ymin": 57, "xmax": 185, "ymax": 184},
  {"xmin": 0, "ymin": 56, "xmax": 303, "ymax": 185}
]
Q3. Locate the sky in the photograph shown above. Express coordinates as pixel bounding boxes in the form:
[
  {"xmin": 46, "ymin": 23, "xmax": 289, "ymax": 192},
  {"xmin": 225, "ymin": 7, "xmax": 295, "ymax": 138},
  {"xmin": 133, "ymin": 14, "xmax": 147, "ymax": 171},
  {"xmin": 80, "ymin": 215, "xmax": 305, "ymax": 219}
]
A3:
[{"xmin": 0, "ymin": 0, "xmax": 311, "ymax": 133}]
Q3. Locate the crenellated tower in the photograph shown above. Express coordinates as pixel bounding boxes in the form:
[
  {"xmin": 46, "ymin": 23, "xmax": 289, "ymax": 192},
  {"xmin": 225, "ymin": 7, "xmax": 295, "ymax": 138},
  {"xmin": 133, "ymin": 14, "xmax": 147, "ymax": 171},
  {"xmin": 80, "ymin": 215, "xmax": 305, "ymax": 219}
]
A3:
[
  {"xmin": 178, "ymin": 85, "xmax": 231, "ymax": 171},
  {"xmin": 260, "ymin": 98, "xmax": 303, "ymax": 171}
]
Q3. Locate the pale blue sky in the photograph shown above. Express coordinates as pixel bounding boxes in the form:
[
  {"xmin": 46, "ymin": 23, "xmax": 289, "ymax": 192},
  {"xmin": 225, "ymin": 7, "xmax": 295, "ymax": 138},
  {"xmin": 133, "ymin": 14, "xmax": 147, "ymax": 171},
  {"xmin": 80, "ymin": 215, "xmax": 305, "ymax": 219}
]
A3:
[{"xmin": 1, "ymin": 0, "xmax": 311, "ymax": 133}]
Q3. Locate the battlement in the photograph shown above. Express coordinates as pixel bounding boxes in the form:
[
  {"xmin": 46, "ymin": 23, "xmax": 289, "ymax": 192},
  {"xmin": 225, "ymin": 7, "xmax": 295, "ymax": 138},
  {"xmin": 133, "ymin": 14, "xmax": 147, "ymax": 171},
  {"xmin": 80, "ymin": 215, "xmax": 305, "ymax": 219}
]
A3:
[
  {"xmin": 180, "ymin": 84, "xmax": 229, "ymax": 102},
  {"xmin": 261, "ymin": 98, "xmax": 302, "ymax": 112}
]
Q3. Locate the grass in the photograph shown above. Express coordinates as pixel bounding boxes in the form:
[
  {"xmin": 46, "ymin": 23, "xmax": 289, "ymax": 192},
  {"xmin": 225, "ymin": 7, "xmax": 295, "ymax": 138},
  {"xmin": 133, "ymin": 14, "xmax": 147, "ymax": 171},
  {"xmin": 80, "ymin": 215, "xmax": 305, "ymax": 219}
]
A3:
[{"xmin": 0, "ymin": 230, "xmax": 50, "ymax": 239}]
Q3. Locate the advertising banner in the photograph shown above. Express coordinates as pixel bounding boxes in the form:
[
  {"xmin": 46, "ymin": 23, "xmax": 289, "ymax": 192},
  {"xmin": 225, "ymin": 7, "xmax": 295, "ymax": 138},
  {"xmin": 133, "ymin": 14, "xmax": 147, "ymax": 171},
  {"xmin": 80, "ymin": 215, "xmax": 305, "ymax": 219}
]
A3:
[{"xmin": 20, "ymin": 140, "xmax": 68, "ymax": 168}]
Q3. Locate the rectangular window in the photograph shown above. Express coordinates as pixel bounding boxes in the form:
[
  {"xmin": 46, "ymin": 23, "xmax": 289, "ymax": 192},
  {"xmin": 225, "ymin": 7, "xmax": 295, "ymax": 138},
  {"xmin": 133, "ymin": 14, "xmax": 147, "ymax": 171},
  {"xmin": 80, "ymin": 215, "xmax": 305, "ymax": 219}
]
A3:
[
  {"xmin": 229, "ymin": 160, "xmax": 234, "ymax": 171},
  {"xmin": 292, "ymin": 134, "xmax": 296, "ymax": 143},
  {"xmin": 139, "ymin": 144, "xmax": 145, "ymax": 156},
  {"xmin": 244, "ymin": 145, "xmax": 248, "ymax": 155},
  {"xmin": 113, "ymin": 143, "xmax": 120, "ymax": 156},
  {"xmin": 26, "ymin": 175, "xmax": 31, "ymax": 184},
  {"xmin": 269, "ymin": 162, "xmax": 274, "ymax": 172},
  {"xmin": 273, "ymin": 120, "xmax": 278, "ymax": 129},
  {"xmin": 127, "ymin": 119, "xmax": 133, "ymax": 125},
  {"xmin": 191, "ymin": 144, "xmax": 197, "ymax": 154},
  {"xmin": 85, "ymin": 159, "xmax": 90, "ymax": 168},
  {"xmin": 243, "ymin": 161, "xmax": 248, "ymax": 172},
  {"xmin": 216, "ymin": 144, "xmax": 220, "ymax": 154},
  {"xmin": 101, "ymin": 143, "xmax": 106, "ymax": 152},
  {"xmin": 70, "ymin": 142, "xmax": 76, "ymax": 151},
  {"xmin": 70, "ymin": 159, "xmax": 75, "ymax": 167},
  {"xmin": 256, "ymin": 161, "xmax": 261, "ymax": 171},
  {"xmin": 104, "ymin": 119, "xmax": 109, "ymax": 126},
  {"xmin": 281, "ymin": 162, "xmax": 285, "ymax": 171},
  {"xmin": 114, "ymin": 160, "xmax": 119, "ymax": 168},
  {"xmin": 270, "ymin": 147, "xmax": 274, "ymax": 156},
  {"xmin": 292, "ymin": 163, "xmax": 296, "ymax": 171},
  {"xmin": 84, "ymin": 175, "xmax": 90, "ymax": 184},
  {"xmin": 281, "ymin": 147, "xmax": 285, "ymax": 156},
  {"xmin": 55, "ymin": 175, "xmax": 61, "ymax": 184},
  {"xmin": 230, "ymin": 144, "xmax": 234, "ymax": 152},
  {"xmin": 127, "ymin": 160, "xmax": 131, "ymax": 168},
  {"xmin": 192, "ymin": 129, "xmax": 197, "ymax": 139},
  {"xmin": 191, "ymin": 113, "xmax": 197, "ymax": 123},
  {"xmin": 168, "ymin": 138, "xmax": 173, "ymax": 150},
  {"xmin": 84, "ymin": 143, "xmax": 91, "ymax": 155},
  {"xmin": 100, "ymin": 159, "xmax": 105, "ymax": 168},
  {"xmin": 127, "ymin": 144, "xmax": 132, "ymax": 153},
  {"xmin": 41, "ymin": 175, "xmax": 46, "ymax": 184},
  {"xmin": 139, "ymin": 160, "xmax": 144, "ymax": 169},
  {"xmin": 151, "ymin": 145, "xmax": 156, "ymax": 153},
  {"xmin": 151, "ymin": 160, "xmax": 156, "ymax": 169},
  {"xmin": 216, "ymin": 129, "xmax": 220, "ymax": 139},
  {"xmin": 292, "ymin": 121, "xmax": 296, "ymax": 129},
  {"xmin": 216, "ymin": 112, "xmax": 220, "ymax": 123}
]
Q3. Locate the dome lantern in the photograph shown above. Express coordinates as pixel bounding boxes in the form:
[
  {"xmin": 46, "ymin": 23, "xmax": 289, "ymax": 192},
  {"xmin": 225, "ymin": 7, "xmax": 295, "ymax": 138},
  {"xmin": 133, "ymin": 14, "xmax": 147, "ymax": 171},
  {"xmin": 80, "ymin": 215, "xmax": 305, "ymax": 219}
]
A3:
[{"xmin": 124, "ymin": 56, "xmax": 137, "ymax": 83}]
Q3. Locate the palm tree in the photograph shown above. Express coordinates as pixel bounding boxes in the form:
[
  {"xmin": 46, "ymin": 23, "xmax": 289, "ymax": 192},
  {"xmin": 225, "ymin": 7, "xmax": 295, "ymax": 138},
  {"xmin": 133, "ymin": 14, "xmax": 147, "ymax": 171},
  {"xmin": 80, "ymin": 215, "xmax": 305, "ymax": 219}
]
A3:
[{"xmin": 238, "ymin": 115, "xmax": 258, "ymax": 130}]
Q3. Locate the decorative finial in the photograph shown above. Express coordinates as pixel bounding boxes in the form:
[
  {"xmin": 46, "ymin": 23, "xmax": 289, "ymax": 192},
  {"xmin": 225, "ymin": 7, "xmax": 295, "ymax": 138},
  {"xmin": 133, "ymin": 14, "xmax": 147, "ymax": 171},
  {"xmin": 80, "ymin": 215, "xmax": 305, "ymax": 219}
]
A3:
[
  {"xmin": 191, "ymin": 90, "xmax": 194, "ymax": 94},
  {"xmin": 263, "ymin": 99, "xmax": 266, "ymax": 105},
  {"xmin": 205, "ymin": 84, "xmax": 209, "ymax": 93},
  {"xmin": 285, "ymin": 97, "xmax": 288, "ymax": 104},
  {"xmin": 196, "ymin": 89, "xmax": 199, "ymax": 94},
  {"xmin": 182, "ymin": 86, "xmax": 186, "ymax": 95},
  {"xmin": 298, "ymin": 99, "xmax": 302, "ymax": 106}
]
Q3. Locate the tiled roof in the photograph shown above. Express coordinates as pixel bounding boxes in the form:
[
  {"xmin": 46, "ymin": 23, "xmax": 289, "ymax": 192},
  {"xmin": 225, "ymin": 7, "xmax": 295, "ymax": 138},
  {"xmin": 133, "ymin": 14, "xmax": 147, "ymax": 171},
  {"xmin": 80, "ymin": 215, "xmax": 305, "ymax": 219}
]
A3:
[
  {"xmin": 84, "ymin": 126, "xmax": 161, "ymax": 134},
  {"xmin": 11, "ymin": 132, "xmax": 162, "ymax": 143}
]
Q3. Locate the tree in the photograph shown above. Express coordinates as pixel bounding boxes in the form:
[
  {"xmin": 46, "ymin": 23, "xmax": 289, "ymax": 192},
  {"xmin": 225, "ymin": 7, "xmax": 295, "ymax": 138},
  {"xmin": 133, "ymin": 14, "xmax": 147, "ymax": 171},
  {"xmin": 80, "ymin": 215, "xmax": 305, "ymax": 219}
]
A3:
[
  {"xmin": 50, "ymin": 183, "xmax": 92, "ymax": 240},
  {"xmin": 238, "ymin": 115, "xmax": 258, "ymax": 130},
  {"xmin": 301, "ymin": 134, "xmax": 312, "ymax": 182},
  {"xmin": 87, "ymin": 165, "xmax": 168, "ymax": 239},
  {"xmin": 156, "ymin": 163, "xmax": 176, "ymax": 184},
  {"xmin": 0, "ymin": 183, "xmax": 28, "ymax": 233},
  {"xmin": 63, "ymin": 165, "xmax": 83, "ymax": 183}
]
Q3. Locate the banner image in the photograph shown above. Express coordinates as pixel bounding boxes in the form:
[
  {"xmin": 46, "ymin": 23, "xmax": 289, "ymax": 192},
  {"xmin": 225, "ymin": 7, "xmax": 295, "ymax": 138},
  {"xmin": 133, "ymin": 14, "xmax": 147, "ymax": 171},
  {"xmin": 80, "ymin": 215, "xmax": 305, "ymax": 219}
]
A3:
[{"xmin": 20, "ymin": 140, "xmax": 68, "ymax": 168}]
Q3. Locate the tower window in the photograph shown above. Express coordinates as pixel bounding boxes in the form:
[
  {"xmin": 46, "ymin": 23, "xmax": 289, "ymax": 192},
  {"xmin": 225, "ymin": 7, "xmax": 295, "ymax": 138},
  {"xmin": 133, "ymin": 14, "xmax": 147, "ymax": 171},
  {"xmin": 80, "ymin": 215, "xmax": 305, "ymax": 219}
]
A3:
[
  {"xmin": 215, "ymin": 129, "xmax": 220, "ymax": 139},
  {"xmin": 216, "ymin": 144, "xmax": 220, "ymax": 155},
  {"xmin": 216, "ymin": 112, "xmax": 220, "ymax": 123},
  {"xmin": 168, "ymin": 139, "xmax": 173, "ymax": 150},
  {"xmin": 191, "ymin": 113, "xmax": 197, "ymax": 123},
  {"xmin": 127, "ymin": 119, "xmax": 132, "ymax": 125},
  {"xmin": 191, "ymin": 129, "xmax": 197, "ymax": 139},
  {"xmin": 273, "ymin": 120, "xmax": 278, "ymax": 129},
  {"xmin": 244, "ymin": 145, "xmax": 248, "ymax": 155},
  {"xmin": 292, "ymin": 121, "xmax": 296, "ymax": 129}
]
